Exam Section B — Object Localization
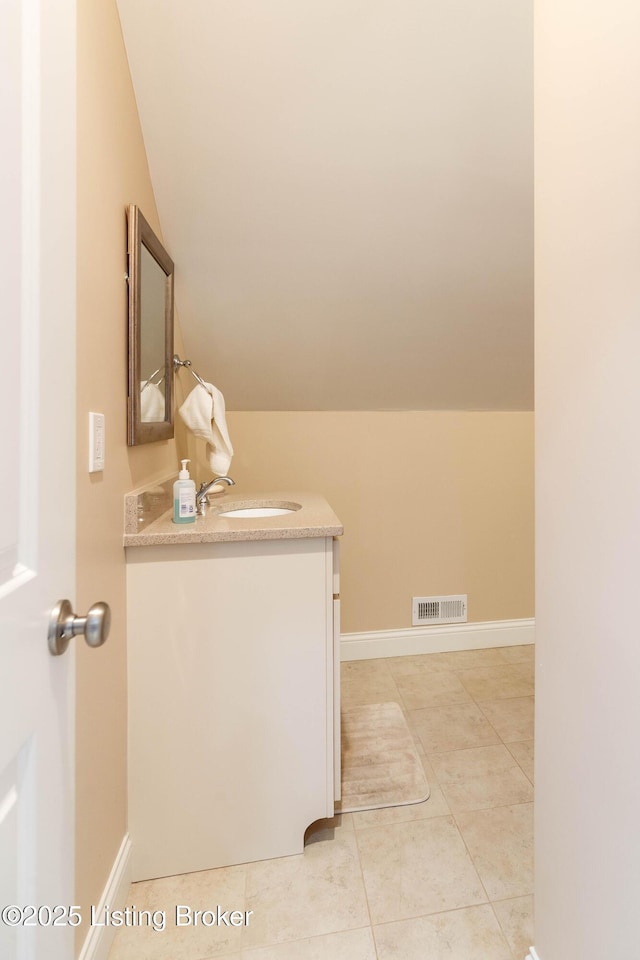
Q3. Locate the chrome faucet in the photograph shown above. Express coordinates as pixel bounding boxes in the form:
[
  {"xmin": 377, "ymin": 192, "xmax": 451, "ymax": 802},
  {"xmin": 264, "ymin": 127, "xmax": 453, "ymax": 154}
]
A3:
[{"xmin": 196, "ymin": 476, "xmax": 235, "ymax": 515}]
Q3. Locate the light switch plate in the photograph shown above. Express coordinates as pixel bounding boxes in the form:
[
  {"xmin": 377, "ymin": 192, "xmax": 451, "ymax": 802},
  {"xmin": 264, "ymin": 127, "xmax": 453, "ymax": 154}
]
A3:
[{"xmin": 89, "ymin": 412, "xmax": 105, "ymax": 472}]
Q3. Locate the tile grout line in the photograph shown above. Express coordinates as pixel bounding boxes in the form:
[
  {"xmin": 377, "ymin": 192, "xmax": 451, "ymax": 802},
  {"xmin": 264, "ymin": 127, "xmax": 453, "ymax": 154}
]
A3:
[
  {"xmin": 371, "ymin": 897, "xmax": 519, "ymax": 956},
  {"xmin": 487, "ymin": 899, "xmax": 521, "ymax": 960},
  {"xmin": 349, "ymin": 815, "xmax": 383, "ymax": 959},
  {"xmin": 504, "ymin": 742, "xmax": 535, "ymax": 786},
  {"xmin": 230, "ymin": 924, "xmax": 377, "ymax": 960},
  {"xmin": 447, "ymin": 807, "xmax": 494, "ymax": 909}
]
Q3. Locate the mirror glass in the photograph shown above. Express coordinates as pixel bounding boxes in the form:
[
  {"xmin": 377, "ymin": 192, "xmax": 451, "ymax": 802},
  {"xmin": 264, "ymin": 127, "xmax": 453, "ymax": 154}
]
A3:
[
  {"xmin": 139, "ymin": 245, "xmax": 167, "ymax": 421},
  {"xmin": 127, "ymin": 205, "xmax": 175, "ymax": 445}
]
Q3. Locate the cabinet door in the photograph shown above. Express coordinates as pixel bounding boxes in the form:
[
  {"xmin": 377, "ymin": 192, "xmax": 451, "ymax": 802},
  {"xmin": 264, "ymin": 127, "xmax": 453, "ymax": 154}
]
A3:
[{"xmin": 127, "ymin": 537, "xmax": 333, "ymax": 878}]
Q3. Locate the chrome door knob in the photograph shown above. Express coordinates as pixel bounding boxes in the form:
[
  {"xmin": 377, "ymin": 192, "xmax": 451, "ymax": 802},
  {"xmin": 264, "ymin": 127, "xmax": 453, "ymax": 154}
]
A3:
[{"xmin": 48, "ymin": 599, "xmax": 111, "ymax": 656}]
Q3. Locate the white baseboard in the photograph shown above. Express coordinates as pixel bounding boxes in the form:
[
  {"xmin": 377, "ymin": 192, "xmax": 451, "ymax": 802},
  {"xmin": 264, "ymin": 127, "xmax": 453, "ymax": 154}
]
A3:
[
  {"xmin": 78, "ymin": 834, "xmax": 132, "ymax": 960},
  {"xmin": 340, "ymin": 617, "xmax": 535, "ymax": 661}
]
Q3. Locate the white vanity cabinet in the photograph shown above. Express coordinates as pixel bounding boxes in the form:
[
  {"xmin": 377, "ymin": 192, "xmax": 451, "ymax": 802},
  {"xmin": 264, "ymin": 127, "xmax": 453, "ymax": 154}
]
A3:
[{"xmin": 126, "ymin": 533, "xmax": 340, "ymax": 881}]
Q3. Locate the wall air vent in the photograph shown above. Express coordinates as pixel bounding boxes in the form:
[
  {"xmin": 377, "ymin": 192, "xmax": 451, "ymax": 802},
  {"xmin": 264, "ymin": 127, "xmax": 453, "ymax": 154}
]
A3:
[{"xmin": 412, "ymin": 594, "xmax": 467, "ymax": 626}]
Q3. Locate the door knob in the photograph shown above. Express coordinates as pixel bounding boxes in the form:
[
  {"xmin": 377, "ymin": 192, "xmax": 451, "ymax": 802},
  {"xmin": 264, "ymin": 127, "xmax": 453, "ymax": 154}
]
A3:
[{"xmin": 48, "ymin": 599, "xmax": 111, "ymax": 656}]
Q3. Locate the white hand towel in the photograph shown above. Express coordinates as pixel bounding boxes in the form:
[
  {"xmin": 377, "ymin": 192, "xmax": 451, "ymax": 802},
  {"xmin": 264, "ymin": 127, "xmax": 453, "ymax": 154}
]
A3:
[
  {"xmin": 178, "ymin": 382, "xmax": 234, "ymax": 474},
  {"xmin": 140, "ymin": 381, "xmax": 166, "ymax": 422}
]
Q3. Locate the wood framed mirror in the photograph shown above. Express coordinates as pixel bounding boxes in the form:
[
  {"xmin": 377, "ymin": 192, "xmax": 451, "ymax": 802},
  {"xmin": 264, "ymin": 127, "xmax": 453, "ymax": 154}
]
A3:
[{"xmin": 126, "ymin": 205, "xmax": 175, "ymax": 445}]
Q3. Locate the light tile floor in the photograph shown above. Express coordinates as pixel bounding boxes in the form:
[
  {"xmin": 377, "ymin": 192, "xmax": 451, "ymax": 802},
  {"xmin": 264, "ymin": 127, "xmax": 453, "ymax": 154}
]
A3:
[{"xmin": 108, "ymin": 644, "xmax": 534, "ymax": 960}]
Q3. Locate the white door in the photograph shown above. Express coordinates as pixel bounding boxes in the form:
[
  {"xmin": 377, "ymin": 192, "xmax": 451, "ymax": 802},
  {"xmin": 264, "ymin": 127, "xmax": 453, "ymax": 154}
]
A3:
[{"xmin": 0, "ymin": 2, "xmax": 78, "ymax": 958}]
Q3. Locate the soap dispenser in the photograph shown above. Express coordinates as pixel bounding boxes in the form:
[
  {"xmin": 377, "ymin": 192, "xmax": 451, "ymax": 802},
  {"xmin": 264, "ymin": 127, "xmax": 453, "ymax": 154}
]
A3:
[{"xmin": 173, "ymin": 460, "xmax": 196, "ymax": 524}]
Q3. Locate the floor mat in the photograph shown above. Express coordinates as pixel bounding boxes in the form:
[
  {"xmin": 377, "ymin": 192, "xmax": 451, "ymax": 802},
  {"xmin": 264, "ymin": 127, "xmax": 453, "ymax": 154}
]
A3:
[{"xmin": 338, "ymin": 701, "xmax": 430, "ymax": 813}]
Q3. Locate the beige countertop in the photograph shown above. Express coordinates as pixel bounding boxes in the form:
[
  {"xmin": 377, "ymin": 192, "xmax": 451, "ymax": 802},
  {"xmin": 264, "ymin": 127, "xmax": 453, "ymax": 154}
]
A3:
[{"xmin": 124, "ymin": 482, "xmax": 343, "ymax": 547}]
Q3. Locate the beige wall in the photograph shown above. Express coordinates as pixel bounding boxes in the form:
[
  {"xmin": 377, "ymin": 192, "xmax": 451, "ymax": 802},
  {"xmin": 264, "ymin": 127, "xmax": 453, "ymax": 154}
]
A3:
[
  {"xmin": 535, "ymin": 1, "xmax": 640, "ymax": 956},
  {"xmin": 221, "ymin": 412, "xmax": 534, "ymax": 633},
  {"xmin": 75, "ymin": 0, "xmax": 185, "ymax": 950}
]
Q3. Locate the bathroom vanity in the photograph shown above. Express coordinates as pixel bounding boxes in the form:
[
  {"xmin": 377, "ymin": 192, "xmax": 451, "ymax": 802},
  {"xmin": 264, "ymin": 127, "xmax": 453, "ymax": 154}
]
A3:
[{"xmin": 124, "ymin": 485, "xmax": 342, "ymax": 881}]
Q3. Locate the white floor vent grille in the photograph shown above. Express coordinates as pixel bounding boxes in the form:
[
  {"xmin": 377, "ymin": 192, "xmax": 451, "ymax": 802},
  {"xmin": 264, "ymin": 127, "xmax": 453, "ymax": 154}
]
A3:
[{"xmin": 412, "ymin": 594, "xmax": 467, "ymax": 626}]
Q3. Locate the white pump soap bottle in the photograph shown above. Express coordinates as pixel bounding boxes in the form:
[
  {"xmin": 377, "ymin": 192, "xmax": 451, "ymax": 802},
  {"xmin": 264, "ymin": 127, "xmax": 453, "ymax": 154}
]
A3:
[{"xmin": 173, "ymin": 459, "xmax": 196, "ymax": 524}]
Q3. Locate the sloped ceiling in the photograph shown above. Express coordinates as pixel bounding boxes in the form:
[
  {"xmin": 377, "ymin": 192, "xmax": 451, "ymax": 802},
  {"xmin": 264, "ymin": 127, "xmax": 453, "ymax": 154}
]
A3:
[{"xmin": 117, "ymin": 0, "xmax": 533, "ymax": 410}]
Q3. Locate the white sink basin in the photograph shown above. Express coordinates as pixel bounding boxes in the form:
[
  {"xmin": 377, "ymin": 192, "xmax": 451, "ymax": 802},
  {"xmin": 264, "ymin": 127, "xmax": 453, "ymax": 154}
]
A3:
[
  {"xmin": 216, "ymin": 500, "xmax": 302, "ymax": 519},
  {"xmin": 220, "ymin": 506, "xmax": 295, "ymax": 518}
]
